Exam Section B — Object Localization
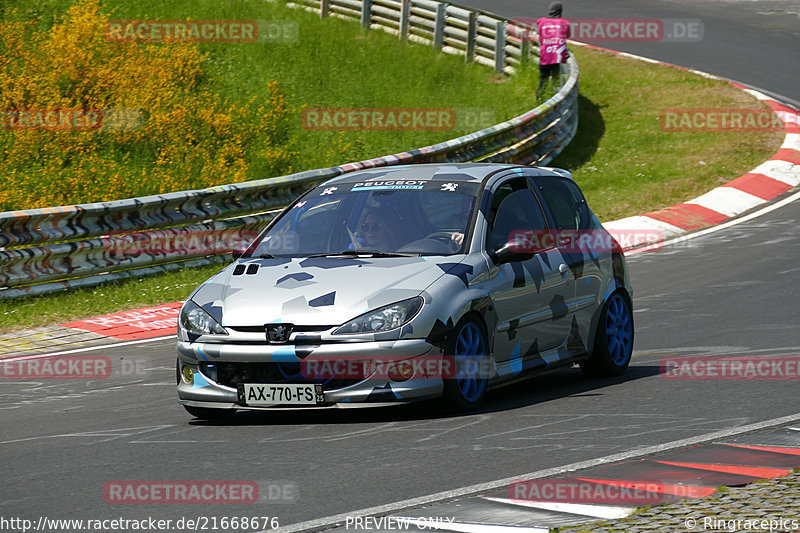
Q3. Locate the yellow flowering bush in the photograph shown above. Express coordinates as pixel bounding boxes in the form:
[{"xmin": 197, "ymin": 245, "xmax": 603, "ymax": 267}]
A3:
[{"xmin": 0, "ymin": 0, "xmax": 296, "ymax": 211}]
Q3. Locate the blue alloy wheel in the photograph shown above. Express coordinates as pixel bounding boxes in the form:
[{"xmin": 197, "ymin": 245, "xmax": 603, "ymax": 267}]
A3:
[
  {"xmin": 455, "ymin": 323, "xmax": 488, "ymax": 403},
  {"xmin": 444, "ymin": 316, "xmax": 489, "ymax": 410},
  {"xmin": 606, "ymin": 293, "xmax": 633, "ymax": 365},
  {"xmin": 580, "ymin": 291, "xmax": 634, "ymax": 377}
]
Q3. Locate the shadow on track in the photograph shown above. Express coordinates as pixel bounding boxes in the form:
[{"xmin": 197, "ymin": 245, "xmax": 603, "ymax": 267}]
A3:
[{"xmin": 186, "ymin": 363, "xmax": 660, "ymax": 426}]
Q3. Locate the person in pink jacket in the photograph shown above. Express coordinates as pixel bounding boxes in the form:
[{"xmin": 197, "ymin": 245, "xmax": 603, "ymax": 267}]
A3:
[{"xmin": 536, "ymin": 2, "xmax": 571, "ymax": 99}]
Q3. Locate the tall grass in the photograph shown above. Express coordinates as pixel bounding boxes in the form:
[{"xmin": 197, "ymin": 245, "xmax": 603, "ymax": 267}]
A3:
[
  {"xmin": 0, "ymin": 0, "xmax": 542, "ymax": 211},
  {"xmin": 0, "ymin": 0, "xmax": 296, "ymax": 210}
]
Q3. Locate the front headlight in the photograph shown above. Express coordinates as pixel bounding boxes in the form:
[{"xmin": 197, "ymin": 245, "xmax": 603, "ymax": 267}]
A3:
[
  {"xmin": 179, "ymin": 300, "xmax": 227, "ymax": 337},
  {"xmin": 333, "ymin": 297, "xmax": 423, "ymax": 335}
]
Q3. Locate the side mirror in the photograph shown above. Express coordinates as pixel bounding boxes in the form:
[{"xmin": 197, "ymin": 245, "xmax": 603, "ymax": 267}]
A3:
[
  {"xmin": 491, "ymin": 242, "xmax": 535, "ymax": 264},
  {"xmin": 231, "ymin": 247, "xmax": 247, "ymax": 260}
]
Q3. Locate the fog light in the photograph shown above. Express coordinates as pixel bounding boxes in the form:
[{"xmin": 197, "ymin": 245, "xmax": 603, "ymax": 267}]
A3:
[
  {"xmin": 181, "ymin": 364, "xmax": 194, "ymax": 384},
  {"xmin": 388, "ymin": 361, "xmax": 414, "ymax": 382}
]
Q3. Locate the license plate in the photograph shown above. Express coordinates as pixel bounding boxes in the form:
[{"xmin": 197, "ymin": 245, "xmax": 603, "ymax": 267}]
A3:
[{"xmin": 238, "ymin": 383, "xmax": 324, "ymax": 406}]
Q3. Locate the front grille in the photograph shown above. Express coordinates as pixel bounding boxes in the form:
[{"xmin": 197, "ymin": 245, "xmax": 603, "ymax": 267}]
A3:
[
  {"xmin": 227, "ymin": 325, "xmax": 335, "ymax": 333},
  {"xmin": 202, "ymin": 362, "xmax": 363, "ymax": 391},
  {"xmin": 223, "ymin": 325, "xmax": 335, "ymax": 345}
]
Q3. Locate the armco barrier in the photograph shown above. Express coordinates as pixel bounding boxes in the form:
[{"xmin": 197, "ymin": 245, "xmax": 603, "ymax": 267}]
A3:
[{"xmin": 0, "ymin": 0, "xmax": 578, "ymax": 300}]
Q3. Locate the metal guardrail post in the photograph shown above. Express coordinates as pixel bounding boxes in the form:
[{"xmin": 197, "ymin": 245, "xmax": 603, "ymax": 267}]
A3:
[
  {"xmin": 361, "ymin": 0, "xmax": 372, "ymax": 29},
  {"xmin": 399, "ymin": 0, "xmax": 410, "ymax": 42},
  {"xmin": 494, "ymin": 20, "xmax": 506, "ymax": 73},
  {"xmin": 433, "ymin": 3, "xmax": 446, "ymax": 50},
  {"xmin": 320, "ymin": 0, "xmax": 330, "ymax": 18},
  {"xmin": 520, "ymin": 35, "xmax": 530, "ymax": 68},
  {"xmin": 465, "ymin": 11, "xmax": 476, "ymax": 63}
]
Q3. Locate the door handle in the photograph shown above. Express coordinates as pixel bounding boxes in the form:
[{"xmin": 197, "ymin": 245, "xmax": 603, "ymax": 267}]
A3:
[{"xmin": 558, "ymin": 263, "xmax": 570, "ymax": 276}]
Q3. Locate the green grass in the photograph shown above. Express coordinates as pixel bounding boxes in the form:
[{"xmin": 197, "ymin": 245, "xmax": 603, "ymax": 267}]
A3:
[
  {"xmin": 0, "ymin": 264, "xmax": 224, "ymax": 332},
  {"xmin": 0, "ymin": 0, "xmax": 545, "ymax": 210},
  {"xmin": 103, "ymin": 0, "xmax": 546, "ymax": 169},
  {"xmin": 551, "ymin": 46, "xmax": 782, "ymax": 221},
  {"xmin": 551, "ymin": 45, "xmax": 784, "ymax": 221},
  {"xmin": 0, "ymin": 2, "xmax": 784, "ymax": 332}
]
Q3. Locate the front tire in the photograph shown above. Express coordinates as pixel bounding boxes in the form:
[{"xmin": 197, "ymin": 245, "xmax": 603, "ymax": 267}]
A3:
[
  {"xmin": 581, "ymin": 291, "xmax": 634, "ymax": 377},
  {"xmin": 443, "ymin": 316, "xmax": 490, "ymax": 411}
]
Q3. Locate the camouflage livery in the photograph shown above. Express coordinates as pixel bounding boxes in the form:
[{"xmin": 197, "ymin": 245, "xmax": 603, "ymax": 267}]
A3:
[{"xmin": 176, "ymin": 164, "xmax": 633, "ymax": 414}]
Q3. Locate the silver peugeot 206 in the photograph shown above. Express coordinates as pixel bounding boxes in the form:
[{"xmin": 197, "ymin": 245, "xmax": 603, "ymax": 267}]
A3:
[{"xmin": 176, "ymin": 163, "xmax": 633, "ymax": 419}]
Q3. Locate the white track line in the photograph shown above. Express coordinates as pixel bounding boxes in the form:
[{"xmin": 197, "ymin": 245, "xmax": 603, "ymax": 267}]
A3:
[
  {"xmin": 482, "ymin": 497, "xmax": 636, "ymax": 520},
  {"xmin": 269, "ymin": 412, "xmax": 800, "ymax": 533}
]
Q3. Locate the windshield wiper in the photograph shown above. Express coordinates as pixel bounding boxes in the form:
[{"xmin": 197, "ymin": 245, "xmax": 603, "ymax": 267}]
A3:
[{"xmin": 307, "ymin": 250, "xmax": 420, "ymax": 258}]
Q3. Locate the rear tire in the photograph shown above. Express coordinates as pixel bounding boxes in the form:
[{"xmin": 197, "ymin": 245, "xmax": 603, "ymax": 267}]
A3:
[
  {"xmin": 442, "ymin": 316, "xmax": 490, "ymax": 411},
  {"xmin": 580, "ymin": 291, "xmax": 634, "ymax": 377}
]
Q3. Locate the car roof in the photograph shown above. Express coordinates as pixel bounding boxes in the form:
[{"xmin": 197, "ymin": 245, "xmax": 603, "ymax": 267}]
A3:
[{"xmin": 321, "ymin": 163, "xmax": 573, "ymax": 186}]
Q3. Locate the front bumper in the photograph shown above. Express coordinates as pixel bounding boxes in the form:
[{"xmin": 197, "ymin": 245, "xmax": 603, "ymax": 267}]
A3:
[{"xmin": 176, "ymin": 339, "xmax": 444, "ymax": 409}]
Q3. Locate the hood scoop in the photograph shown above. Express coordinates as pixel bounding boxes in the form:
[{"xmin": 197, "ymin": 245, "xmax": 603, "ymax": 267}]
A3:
[{"xmin": 233, "ymin": 263, "xmax": 259, "ymax": 276}]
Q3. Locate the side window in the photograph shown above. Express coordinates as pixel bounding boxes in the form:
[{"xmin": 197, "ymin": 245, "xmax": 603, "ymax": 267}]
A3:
[
  {"xmin": 486, "ymin": 179, "xmax": 548, "ymax": 252},
  {"xmin": 534, "ymin": 176, "xmax": 592, "ymax": 230}
]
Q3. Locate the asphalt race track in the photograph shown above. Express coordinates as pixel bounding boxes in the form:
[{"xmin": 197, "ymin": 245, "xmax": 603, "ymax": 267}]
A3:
[{"xmin": 1, "ymin": 0, "xmax": 799, "ymax": 530}]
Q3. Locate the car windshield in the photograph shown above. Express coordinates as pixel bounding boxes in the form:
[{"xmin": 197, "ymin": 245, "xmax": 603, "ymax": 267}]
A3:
[{"xmin": 248, "ymin": 180, "xmax": 478, "ymax": 257}]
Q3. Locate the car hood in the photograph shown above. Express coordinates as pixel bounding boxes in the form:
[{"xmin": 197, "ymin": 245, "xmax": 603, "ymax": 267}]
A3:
[{"xmin": 191, "ymin": 255, "xmax": 465, "ymax": 327}]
